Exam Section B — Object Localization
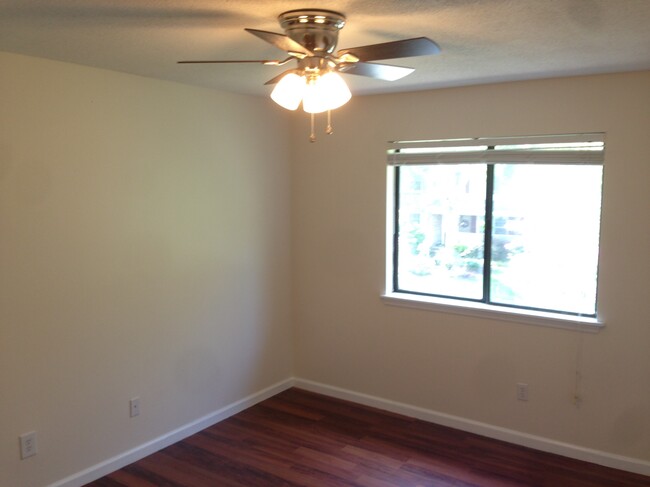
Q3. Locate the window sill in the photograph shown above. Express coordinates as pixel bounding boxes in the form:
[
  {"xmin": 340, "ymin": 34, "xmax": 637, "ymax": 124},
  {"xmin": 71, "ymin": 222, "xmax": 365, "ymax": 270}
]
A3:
[{"xmin": 381, "ymin": 292, "xmax": 604, "ymax": 332}]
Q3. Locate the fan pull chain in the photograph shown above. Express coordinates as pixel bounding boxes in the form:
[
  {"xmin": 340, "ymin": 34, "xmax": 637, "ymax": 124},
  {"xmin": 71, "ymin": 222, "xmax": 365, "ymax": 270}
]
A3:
[
  {"xmin": 307, "ymin": 111, "xmax": 335, "ymax": 142},
  {"xmin": 326, "ymin": 110, "xmax": 334, "ymax": 135}
]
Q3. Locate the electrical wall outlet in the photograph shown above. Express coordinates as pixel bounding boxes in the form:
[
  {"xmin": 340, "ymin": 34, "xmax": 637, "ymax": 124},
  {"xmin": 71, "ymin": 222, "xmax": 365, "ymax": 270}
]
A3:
[
  {"xmin": 130, "ymin": 397, "xmax": 140, "ymax": 417},
  {"xmin": 516, "ymin": 383, "xmax": 529, "ymax": 401},
  {"xmin": 19, "ymin": 431, "xmax": 37, "ymax": 459}
]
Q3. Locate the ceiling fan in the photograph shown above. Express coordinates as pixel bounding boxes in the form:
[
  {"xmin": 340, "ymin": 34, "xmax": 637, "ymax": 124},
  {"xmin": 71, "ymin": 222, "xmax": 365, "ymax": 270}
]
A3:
[{"xmin": 179, "ymin": 9, "xmax": 440, "ymax": 141}]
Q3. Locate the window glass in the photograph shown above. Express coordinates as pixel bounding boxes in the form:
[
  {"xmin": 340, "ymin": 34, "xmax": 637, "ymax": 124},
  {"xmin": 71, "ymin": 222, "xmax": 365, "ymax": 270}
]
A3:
[
  {"xmin": 394, "ymin": 163, "xmax": 603, "ymax": 316},
  {"xmin": 490, "ymin": 164, "xmax": 603, "ymax": 315},
  {"xmin": 397, "ymin": 164, "xmax": 486, "ymax": 300}
]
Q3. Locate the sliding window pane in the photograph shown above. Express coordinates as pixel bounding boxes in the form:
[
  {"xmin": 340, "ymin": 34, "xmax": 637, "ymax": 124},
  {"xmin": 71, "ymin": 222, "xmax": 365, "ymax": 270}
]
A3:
[
  {"xmin": 397, "ymin": 165, "xmax": 487, "ymax": 300},
  {"xmin": 490, "ymin": 164, "xmax": 602, "ymax": 315}
]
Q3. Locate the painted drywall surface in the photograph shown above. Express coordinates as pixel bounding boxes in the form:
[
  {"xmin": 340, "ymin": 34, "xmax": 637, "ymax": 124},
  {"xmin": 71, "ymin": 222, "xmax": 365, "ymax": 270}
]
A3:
[
  {"xmin": 0, "ymin": 52, "xmax": 292, "ymax": 487},
  {"xmin": 291, "ymin": 72, "xmax": 650, "ymax": 462}
]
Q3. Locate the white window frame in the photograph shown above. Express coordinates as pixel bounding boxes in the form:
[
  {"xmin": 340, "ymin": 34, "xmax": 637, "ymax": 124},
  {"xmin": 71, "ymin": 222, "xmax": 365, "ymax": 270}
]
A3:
[{"xmin": 382, "ymin": 134, "xmax": 606, "ymax": 332}]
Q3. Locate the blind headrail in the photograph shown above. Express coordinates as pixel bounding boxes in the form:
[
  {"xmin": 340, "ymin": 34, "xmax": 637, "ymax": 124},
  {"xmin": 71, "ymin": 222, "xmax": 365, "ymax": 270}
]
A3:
[
  {"xmin": 388, "ymin": 133, "xmax": 605, "ymax": 166},
  {"xmin": 388, "ymin": 133, "xmax": 605, "ymax": 149}
]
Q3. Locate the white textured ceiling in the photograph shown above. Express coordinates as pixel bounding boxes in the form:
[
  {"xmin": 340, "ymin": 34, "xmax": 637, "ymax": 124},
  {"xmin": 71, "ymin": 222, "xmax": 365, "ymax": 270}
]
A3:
[{"xmin": 1, "ymin": 0, "xmax": 649, "ymax": 96}]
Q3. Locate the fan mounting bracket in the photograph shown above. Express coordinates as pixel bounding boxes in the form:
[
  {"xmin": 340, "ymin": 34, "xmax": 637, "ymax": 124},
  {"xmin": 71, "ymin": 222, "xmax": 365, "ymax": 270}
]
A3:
[{"xmin": 278, "ymin": 9, "xmax": 346, "ymax": 54}]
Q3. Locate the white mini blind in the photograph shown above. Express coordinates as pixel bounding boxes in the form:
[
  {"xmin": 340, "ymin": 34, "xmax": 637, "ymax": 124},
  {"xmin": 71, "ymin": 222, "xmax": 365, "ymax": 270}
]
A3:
[{"xmin": 387, "ymin": 133, "xmax": 605, "ymax": 166}]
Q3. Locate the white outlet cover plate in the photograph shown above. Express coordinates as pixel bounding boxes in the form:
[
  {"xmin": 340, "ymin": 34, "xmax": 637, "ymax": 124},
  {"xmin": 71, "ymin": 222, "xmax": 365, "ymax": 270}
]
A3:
[{"xmin": 19, "ymin": 431, "xmax": 37, "ymax": 459}]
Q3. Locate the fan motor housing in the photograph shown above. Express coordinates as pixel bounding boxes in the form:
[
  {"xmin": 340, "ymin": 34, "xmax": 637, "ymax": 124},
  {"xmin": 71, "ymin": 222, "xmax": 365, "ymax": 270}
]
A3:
[{"xmin": 278, "ymin": 9, "xmax": 346, "ymax": 54}]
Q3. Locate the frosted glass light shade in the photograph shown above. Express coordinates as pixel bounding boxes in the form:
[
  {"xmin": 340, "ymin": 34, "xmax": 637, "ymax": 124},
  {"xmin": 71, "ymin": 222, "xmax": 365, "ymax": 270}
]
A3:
[
  {"xmin": 302, "ymin": 72, "xmax": 351, "ymax": 114},
  {"xmin": 270, "ymin": 73, "xmax": 306, "ymax": 110},
  {"xmin": 319, "ymin": 72, "xmax": 351, "ymax": 110}
]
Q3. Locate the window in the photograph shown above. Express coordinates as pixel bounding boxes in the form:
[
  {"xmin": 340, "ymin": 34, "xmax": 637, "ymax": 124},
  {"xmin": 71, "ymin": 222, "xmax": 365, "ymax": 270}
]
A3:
[{"xmin": 385, "ymin": 134, "xmax": 605, "ymax": 323}]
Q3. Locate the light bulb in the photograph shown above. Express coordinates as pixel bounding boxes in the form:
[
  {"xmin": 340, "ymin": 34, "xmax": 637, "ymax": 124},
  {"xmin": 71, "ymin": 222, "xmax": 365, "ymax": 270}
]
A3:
[
  {"xmin": 270, "ymin": 73, "xmax": 306, "ymax": 110},
  {"xmin": 302, "ymin": 72, "xmax": 351, "ymax": 114}
]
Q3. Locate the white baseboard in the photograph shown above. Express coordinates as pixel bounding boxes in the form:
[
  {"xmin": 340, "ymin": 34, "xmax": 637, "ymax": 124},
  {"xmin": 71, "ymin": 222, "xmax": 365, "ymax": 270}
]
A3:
[
  {"xmin": 49, "ymin": 378, "xmax": 295, "ymax": 487},
  {"xmin": 50, "ymin": 376, "xmax": 650, "ymax": 486},
  {"xmin": 293, "ymin": 378, "xmax": 650, "ymax": 477}
]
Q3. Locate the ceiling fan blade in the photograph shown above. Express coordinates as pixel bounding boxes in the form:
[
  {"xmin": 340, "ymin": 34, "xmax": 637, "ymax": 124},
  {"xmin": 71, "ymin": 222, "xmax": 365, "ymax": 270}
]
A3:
[
  {"xmin": 245, "ymin": 28, "xmax": 313, "ymax": 57},
  {"xmin": 338, "ymin": 62, "xmax": 414, "ymax": 81},
  {"xmin": 264, "ymin": 69, "xmax": 299, "ymax": 85},
  {"xmin": 337, "ymin": 37, "xmax": 440, "ymax": 62}
]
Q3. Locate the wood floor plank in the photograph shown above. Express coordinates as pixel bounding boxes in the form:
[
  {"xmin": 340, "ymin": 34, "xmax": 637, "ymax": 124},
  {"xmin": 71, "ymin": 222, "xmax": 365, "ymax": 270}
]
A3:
[
  {"xmin": 105, "ymin": 469, "xmax": 160, "ymax": 487},
  {"xmin": 342, "ymin": 444, "xmax": 404, "ymax": 471},
  {"xmin": 404, "ymin": 456, "xmax": 530, "ymax": 487},
  {"xmin": 84, "ymin": 388, "xmax": 650, "ymax": 487}
]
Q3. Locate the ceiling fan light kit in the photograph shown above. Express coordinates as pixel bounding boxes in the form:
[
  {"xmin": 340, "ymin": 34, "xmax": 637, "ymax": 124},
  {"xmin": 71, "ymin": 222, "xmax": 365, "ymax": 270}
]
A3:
[
  {"xmin": 179, "ymin": 8, "xmax": 440, "ymax": 141},
  {"xmin": 272, "ymin": 70, "xmax": 351, "ymax": 114}
]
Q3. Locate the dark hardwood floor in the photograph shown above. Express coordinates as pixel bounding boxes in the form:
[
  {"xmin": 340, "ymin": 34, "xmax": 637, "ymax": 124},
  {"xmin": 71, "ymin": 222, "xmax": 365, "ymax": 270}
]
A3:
[{"xmin": 85, "ymin": 388, "xmax": 650, "ymax": 487}]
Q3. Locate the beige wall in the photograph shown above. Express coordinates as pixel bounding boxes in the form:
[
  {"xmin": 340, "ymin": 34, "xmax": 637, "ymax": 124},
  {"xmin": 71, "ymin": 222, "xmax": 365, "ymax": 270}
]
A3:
[
  {"xmin": 0, "ymin": 52, "xmax": 293, "ymax": 487},
  {"xmin": 1, "ymin": 49, "xmax": 649, "ymax": 486},
  {"xmin": 291, "ymin": 72, "xmax": 650, "ymax": 462}
]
